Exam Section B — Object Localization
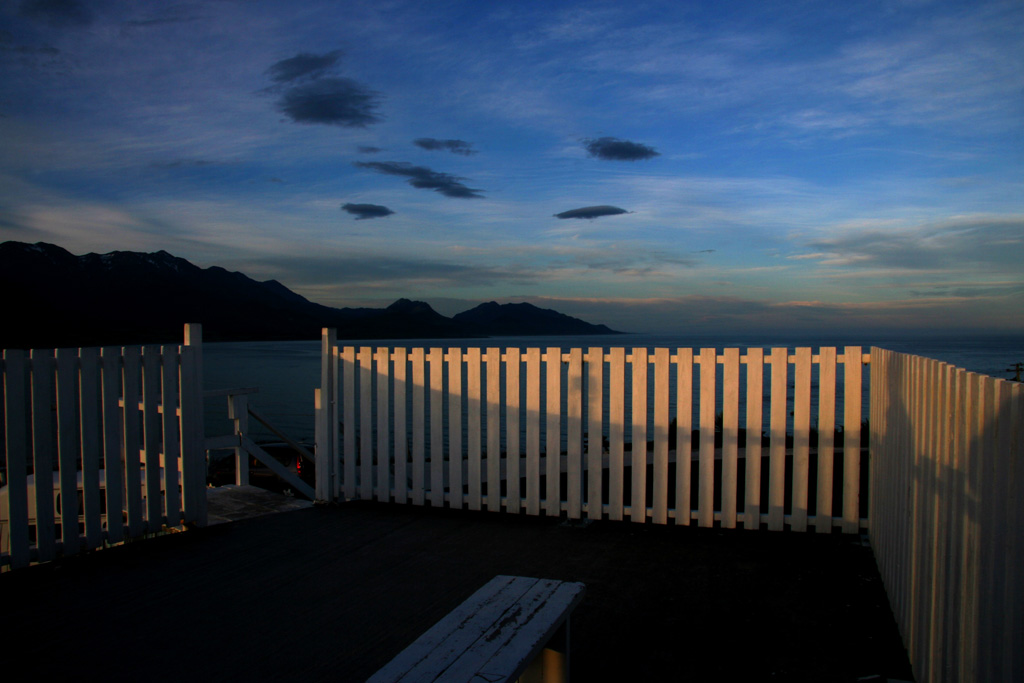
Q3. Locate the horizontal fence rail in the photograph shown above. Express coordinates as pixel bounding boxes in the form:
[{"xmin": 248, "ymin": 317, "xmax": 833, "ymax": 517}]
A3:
[
  {"xmin": 316, "ymin": 330, "xmax": 869, "ymax": 533},
  {"xmin": 869, "ymin": 348, "xmax": 1023, "ymax": 683},
  {"xmin": 1, "ymin": 325, "xmax": 206, "ymax": 570}
]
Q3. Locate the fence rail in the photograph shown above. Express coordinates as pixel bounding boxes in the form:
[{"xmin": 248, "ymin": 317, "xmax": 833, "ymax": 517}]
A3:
[
  {"xmin": 869, "ymin": 348, "xmax": 1023, "ymax": 682},
  {"xmin": 1, "ymin": 325, "xmax": 206, "ymax": 570},
  {"xmin": 316, "ymin": 330, "xmax": 869, "ymax": 533}
]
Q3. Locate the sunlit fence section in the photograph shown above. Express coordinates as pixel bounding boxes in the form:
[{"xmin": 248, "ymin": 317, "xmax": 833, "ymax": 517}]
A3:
[
  {"xmin": 869, "ymin": 348, "xmax": 1023, "ymax": 683},
  {"xmin": 316, "ymin": 329, "xmax": 870, "ymax": 533},
  {"xmin": 1, "ymin": 325, "xmax": 206, "ymax": 570}
]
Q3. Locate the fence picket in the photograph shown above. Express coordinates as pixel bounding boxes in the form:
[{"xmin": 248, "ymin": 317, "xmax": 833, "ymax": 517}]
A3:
[
  {"xmin": 545, "ymin": 349, "xmax": 561, "ymax": 516},
  {"xmin": 721, "ymin": 348, "xmax": 739, "ymax": 529},
  {"xmin": 56, "ymin": 348, "xmax": 80, "ymax": 552},
  {"xmin": 942, "ymin": 365, "xmax": 963, "ymax": 677},
  {"xmin": 675, "ymin": 348, "xmax": 693, "ymax": 526},
  {"xmin": 30, "ymin": 350, "xmax": 57, "ymax": 559},
  {"xmin": 744, "ymin": 348, "xmax": 763, "ymax": 530},
  {"xmin": 142, "ymin": 347, "xmax": 163, "ymax": 530},
  {"xmin": 977, "ymin": 374, "xmax": 998, "ymax": 682},
  {"xmin": 429, "ymin": 348, "xmax": 444, "ymax": 507},
  {"xmin": 393, "ymin": 348, "xmax": 408, "ymax": 505},
  {"xmin": 525, "ymin": 348, "xmax": 541, "ymax": 516},
  {"xmin": 586, "ymin": 348, "xmax": 603, "ymax": 521},
  {"xmin": 410, "ymin": 348, "xmax": 425, "ymax": 505},
  {"xmin": 376, "ymin": 347, "xmax": 390, "ymax": 503},
  {"xmin": 359, "ymin": 347, "xmax": 373, "ymax": 501},
  {"xmin": 159, "ymin": 346, "xmax": 181, "ymax": 526},
  {"xmin": 652, "ymin": 348, "xmax": 669, "ymax": 525},
  {"xmin": 486, "ymin": 348, "xmax": 502, "ymax": 512},
  {"xmin": 566, "ymin": 348, "xmax": 583, "ymax": 520},
  {"xmin": 1006, "ymin": 381, "xmax": 1024, "ymax": 679},
  {"xmin": 929, "ymin": 362, "xmax": 951, "ymax": 677},
  {"xmin": 842, "ymin": 346, "xmax": 862, "ymax": 534},
  {"xmin": 342, "ymin": 346, "xmax": 357, "ymax": 501},
  {"xmin": 466, "ymin": 347, "xmax": 481, "ymax": 511},
  {"xmin": 631, "ymin": 348, "xmax": 648, "ymax": 523},
  {"xmin": 768, "ymin": 347, "xmax": 788, "ymax": 531},
  {"xmin": 608, "ymin": 348, "xmax": 625, "ymax": 521},
  {"xmin": 449, "ymin": 348, "xmax": 464, "ymax": 510},
  {"xmin": 698, "ymin": 348, "xmax": 716, "ymax": 528},
  {"xmin": 791, "ymin": 347, "xmax": 811, "ymax": 532},
  {"xmin": 78, "ymin": 348, "xmax": 103, "ymax": 546},
  {"xmin": 816, "ymin": 347, "xmax": 836, "ymax": 532},
  {"xmin": 2, "ymin": 350, "xmax": 31, "ymax": 569},
  {"xmin": 122, "ymin": 347, "xmax": 143, "ymax": 536},
  {"xmin": 505, "ymin": 348, "xmax": 521, "ymax": 513}
]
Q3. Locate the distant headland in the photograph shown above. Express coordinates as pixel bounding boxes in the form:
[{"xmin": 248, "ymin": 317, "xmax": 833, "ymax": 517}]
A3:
[{"xmin": 0, "ymin": 241, "xmax": 621, "ymax": 348}]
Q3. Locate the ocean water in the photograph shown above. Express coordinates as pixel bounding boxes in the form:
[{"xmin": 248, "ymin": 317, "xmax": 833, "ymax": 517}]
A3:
[{"xmin": 202, "ymin": 334, "xmax": 1023, "ymax": 446}]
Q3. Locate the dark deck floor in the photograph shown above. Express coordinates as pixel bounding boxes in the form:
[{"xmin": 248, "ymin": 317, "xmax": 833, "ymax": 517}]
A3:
[{"xmin": 2, "ymin": 501, "xmax": 913, "ymax": 682}]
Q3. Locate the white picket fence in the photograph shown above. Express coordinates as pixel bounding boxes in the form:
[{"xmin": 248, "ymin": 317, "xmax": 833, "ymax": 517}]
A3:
[
  {"xmin": 869, "ymin": 348, "xmax": 1024, "ymax": 682},
  {"xmin": 315, "ymin": 330, "xmax": 869, "ymax": 532},
  {"xmin": 0, "ymin": 325, "xmax": 206, "ymax": 570}
]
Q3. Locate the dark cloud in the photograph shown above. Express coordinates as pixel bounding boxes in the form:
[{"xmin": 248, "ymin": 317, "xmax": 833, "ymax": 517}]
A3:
[
  {"xmin": 413, "ymin": 138, "xmax": 477, "ymax": 156},
  {"xmin": 342, "ymin": 203, "xmax": 394, "ymax": 220},
  {"xmin": 583, "ymin": 137, "xmax": 660, "ymax": 161},
  {"xmin": 357, "ymin": 146, "xmax": 383, "ymax": 154},
  {"xmin": 277, "ymin": 78, "xmax": 383, "ymax": 127},
  {"xmin": 266, "ymin": 51, "xmax": 343, "ymax": 84},
  {"xmin": 354, "ymin": 161, "xmax": 484, "ymax": 199},
  {"xmin": 554, "ymin": 205, "xmax": 629, "ymax": 220},
  {"xmin": 18, "ymin": 0, "xmax": 92, "ymax": 27}
]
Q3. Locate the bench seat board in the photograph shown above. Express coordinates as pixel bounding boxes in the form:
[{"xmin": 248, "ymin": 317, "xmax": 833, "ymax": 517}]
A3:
[{"xmin": 368, "ymin": 575, "xmax": 586, "ymax": 683}]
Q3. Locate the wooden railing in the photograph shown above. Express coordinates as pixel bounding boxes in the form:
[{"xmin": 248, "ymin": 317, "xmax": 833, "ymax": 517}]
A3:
[
  {"xmin": 204, "ymin": 387, "xmax": 315, "ymax": 500},
  {"xmin": 869, "ymin": 348, "xmax": 1023, "ymax": 682},
  {"xmin": 1, "ymin": 325, "xmax": 206, "ymax": 570},
  {"xmin": 315, "ymin": 329, "xmax": 869, "ymax": 532}
]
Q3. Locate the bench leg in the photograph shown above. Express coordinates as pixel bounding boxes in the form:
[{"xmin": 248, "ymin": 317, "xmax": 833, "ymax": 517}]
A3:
[{"xmin": 518, "ymin": 620, "xmax": 571, "ymax": 683}]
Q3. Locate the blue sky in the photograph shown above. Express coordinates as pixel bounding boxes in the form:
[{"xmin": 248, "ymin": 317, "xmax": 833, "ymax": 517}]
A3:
[{"xmin": 1, "ymin": 0, "xmax": 1022, "ymax": 336}]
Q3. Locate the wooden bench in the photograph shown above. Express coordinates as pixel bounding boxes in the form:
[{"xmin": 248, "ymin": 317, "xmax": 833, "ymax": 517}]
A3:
[{"xmin": 368, "ymin": 575, "xmax": 586, "ymax": 683}]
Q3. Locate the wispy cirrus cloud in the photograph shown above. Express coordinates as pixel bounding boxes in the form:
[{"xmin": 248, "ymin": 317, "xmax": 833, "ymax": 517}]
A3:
[{"xmin": 800, "ymin": 216, "xmax": 1024, "ymax": 272}]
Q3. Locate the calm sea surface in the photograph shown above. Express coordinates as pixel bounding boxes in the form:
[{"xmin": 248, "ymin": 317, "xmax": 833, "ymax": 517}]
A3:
[{"xmin": 203, "ymin": 334, "xmax": 1024, "ymax": 445}]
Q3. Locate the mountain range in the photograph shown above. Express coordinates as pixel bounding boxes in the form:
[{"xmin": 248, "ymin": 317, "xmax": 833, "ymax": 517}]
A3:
[{"xmin": 0, "ymin": 241, "xmax": 620, "ymax": 348}]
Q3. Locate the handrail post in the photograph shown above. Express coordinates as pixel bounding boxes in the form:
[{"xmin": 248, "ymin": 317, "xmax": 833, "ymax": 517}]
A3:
[
  {"xmin": 182, "ymin": 323, "xmax": 207, "ymax": 526},
  {"xmin": 228, "ymin": 392, "xmax": 250, "ymax": 486},
  {"xmin": 316, "ymin": 328, "xmax": 338, "ymax": 502}
]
